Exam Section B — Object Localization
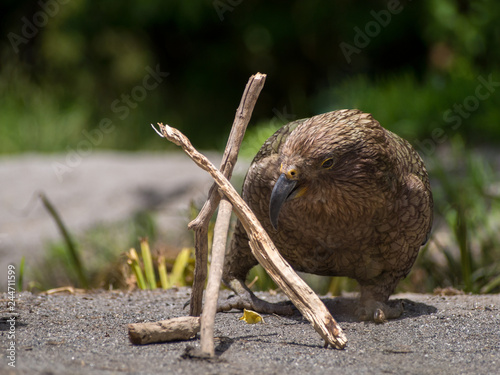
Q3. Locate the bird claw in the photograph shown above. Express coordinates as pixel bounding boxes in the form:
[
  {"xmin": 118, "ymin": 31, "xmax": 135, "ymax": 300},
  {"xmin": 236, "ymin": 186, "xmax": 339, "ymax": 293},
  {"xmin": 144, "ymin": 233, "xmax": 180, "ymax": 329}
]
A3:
[
  {"xmin": 373, "ymin": 308, "xmax": 387, "ymax": 324},
  {"xmin": 218, "ymin": 279, "xmax": 296, "ymax": 316},
  {"xmin": 357, "ymin": 300, "xmax": 403, "ymax": 323}
]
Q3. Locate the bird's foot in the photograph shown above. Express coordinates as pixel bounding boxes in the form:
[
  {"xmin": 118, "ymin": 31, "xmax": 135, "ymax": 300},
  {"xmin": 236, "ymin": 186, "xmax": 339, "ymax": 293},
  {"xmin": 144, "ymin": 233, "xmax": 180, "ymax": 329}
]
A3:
[
  {"xmin": 218, "ymin": 279, "xmax": 296, "ymax": 316},
  {"xmin": 357, "ymin": 299, "xmax": 403, "ymax": 323}
]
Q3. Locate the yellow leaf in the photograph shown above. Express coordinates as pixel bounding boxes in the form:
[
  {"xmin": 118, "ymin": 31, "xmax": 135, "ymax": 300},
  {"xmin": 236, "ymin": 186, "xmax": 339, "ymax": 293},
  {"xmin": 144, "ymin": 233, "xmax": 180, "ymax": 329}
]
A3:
[{"xmin": 239, "ymin": 309, "xmax": 265, "ymax": 324}]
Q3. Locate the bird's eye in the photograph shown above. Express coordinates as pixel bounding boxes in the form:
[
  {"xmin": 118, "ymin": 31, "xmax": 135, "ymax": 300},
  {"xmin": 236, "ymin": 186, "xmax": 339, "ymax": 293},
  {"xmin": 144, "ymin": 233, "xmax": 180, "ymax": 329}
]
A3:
[{"xmin": 321, "ymin": 158, "xmax": 334, "ymax": 169}]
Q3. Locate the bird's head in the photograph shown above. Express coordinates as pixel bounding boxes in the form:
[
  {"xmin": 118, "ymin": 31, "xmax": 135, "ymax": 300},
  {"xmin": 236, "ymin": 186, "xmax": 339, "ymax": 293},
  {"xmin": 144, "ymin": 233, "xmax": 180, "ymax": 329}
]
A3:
[{"xmin": 269, "ymin": 110, "xmax": 386, "ymax": 230}]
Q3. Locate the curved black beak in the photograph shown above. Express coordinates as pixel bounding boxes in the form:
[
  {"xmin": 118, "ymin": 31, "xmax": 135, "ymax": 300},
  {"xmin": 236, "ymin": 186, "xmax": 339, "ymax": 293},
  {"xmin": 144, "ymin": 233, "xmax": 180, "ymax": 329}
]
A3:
[{"xmin": 269, "ymin": 173, "xmax": 297, "ymax": 230}]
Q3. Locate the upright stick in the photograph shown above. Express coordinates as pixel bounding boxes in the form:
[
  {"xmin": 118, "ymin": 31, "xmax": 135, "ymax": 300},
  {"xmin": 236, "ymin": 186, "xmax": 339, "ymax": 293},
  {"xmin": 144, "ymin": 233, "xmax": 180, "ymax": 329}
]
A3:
[
  {"xmin": 200, "ymin": 197, "xmax": 232, "ymax": 356},
  {"xmin": 189, "ymin": 73, "xmax": 266, "ymax": 316}
]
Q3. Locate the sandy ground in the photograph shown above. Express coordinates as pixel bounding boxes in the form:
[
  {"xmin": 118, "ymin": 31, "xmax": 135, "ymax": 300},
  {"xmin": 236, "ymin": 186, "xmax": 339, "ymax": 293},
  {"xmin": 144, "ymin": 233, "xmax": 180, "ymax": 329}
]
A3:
[{"xmin": 0, "ymin": 289, "xmax": 499, "ymax": 375}]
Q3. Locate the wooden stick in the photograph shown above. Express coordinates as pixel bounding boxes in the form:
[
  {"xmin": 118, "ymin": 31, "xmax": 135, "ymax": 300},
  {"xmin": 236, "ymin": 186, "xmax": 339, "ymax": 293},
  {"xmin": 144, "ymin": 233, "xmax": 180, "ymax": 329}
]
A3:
[
  {"xmin": 200, "ymin": 197, "xmax": 232, "ymax": 356},
  {"xmin": 189, "ymin": 73, "xmax": 266, "ymax": 317},
  {"xmin": 156, "ymin": 123, "xmax": 347, "ymax": 350},
  {"xmin": 128, "ymin": 316, "xmax": 200, "ymax": 345}
]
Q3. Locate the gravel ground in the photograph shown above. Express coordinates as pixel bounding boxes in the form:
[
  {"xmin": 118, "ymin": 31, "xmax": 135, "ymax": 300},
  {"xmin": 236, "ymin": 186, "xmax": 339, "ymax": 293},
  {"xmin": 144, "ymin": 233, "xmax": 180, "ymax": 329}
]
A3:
[{"xmin": 1, "ymin": 289, "xmax": 499, "ymax": 375}]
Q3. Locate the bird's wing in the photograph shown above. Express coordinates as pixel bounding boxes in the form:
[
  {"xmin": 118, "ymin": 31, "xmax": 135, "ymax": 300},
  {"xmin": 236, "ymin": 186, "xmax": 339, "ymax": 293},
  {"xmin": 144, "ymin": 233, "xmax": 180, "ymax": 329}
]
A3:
[
  {"xmin": 252, "ymin": 118, "xmax": 308, "ymax": 165},
  {"xmin": 384, "ymin": 129, "xmax": 434, "ymax": 246}
]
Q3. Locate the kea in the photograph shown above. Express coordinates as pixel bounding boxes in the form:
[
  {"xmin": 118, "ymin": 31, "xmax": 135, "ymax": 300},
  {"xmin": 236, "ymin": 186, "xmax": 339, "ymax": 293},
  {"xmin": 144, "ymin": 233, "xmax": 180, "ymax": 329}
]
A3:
[{"xmin": 221, "ymin": 109, "xmax": 433, "ymax": 322}]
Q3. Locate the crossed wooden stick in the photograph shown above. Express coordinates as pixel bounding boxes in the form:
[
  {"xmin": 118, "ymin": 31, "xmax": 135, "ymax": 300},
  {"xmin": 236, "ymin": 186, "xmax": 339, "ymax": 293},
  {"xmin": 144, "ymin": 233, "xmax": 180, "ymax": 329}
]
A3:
[{"xmin": 128, "ymin": 73, "xmax": 347, "ymax": 354}]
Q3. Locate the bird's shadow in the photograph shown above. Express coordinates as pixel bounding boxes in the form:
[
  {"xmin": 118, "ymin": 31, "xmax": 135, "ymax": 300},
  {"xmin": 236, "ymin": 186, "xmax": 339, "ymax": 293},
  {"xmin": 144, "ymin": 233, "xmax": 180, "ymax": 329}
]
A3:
[
  {"xmin": 260, "ymin": 295, "xmax": 437, "ymax": 324},
  {"xmin": 321, "ymin": 295, "xmax": 437, "ymax": 323}
]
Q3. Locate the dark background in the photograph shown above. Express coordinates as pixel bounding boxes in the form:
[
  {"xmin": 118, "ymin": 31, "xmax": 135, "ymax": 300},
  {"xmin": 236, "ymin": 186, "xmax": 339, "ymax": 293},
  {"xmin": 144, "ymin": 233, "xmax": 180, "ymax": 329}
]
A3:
[{"xmin": 1, "ymin": 0, "xmax": 499, "ymax": 152}]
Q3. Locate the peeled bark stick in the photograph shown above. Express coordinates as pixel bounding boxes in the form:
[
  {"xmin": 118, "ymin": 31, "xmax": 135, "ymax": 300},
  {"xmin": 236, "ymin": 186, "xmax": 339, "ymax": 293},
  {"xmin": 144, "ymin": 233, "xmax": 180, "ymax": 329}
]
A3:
[
  {"xmin": 156, "ymin": 123, "xmax": 347, "ymax": 350},
  {"xmin": 128, "ymin": 316, "xmax": 200, "ymax": 345},
  {"xmin": 189, "ymin": 216, "xmax": 209, "ymax": 317},
  {"xmin": 188, "ymin": 72, "xmax": 266, "ymax": 317},
  {"xmin": 200, "ymin": 197, "xmax": 233, "ymax": 357}
]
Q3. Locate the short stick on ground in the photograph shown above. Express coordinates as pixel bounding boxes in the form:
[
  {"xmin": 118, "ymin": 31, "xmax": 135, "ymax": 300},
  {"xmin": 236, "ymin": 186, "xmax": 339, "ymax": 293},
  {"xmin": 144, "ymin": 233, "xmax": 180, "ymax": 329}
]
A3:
[
  {"xmin": 128, "ymin": 316, "xmax": 200, "ymax": 345},
  {"xmin": 156, "ymin": 123, "xmax": 347, "ymax": 350}
]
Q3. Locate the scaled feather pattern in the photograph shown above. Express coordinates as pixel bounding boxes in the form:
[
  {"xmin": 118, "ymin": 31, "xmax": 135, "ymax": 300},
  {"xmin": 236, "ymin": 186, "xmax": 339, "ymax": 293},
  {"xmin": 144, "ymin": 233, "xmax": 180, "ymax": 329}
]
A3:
[{"xmin": 223, "ymin": 109, "xmax": 433, "ymax": 321}]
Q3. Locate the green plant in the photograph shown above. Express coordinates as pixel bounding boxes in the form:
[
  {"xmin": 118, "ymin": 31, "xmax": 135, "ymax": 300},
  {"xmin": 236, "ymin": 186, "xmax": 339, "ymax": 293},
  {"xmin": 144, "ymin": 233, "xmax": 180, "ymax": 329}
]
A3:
[
  {"xmin": 127, "ymin": 247, "xmax": 148, "ymax": 290},
  {"xmin": 29, "ymin": 207, "xmax": 161, "ymax": 290},
  {"xmin": 240, "ymin": 121, "xmax": 282, "ymax": 160},
  {"xmin": 16, "ymin": 256, "xmax": 25, "ymax": 291},
  {"xmin": 316, "ymin": 70, "xmax": 500, "ymax": 147},
  {"xmin": 246, "ymin": 265, "xmax": 277, "ymax": 291},
  {"xmin": 407, "ymin": 136, "xmax": 500, "ymax": 293},
  {"xmin": 140, "ymin": 238, "xmax": 157, "ymax": 289},
  {"xmin": 39, "ymin": 192, "xmax": 89, "ymax": 289},
  {"xmin": 126, "ymin": 239, "xmax": 194, "ymax": 290}
]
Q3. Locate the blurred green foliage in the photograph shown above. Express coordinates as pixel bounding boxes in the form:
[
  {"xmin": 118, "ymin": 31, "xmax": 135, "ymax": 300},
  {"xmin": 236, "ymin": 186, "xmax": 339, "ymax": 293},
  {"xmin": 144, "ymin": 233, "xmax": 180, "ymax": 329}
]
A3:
[
  {"xmin": 30, "ymin": 208, "xmax": 159, "ymax": 290},
  {"xmin": 4, "ymin": 0, "xmax": 500, "ymax": 294},
  {"xmin": 417, "ymin": 137, "xmax": 500, "ymax": 294},
  {"xmin": 1, "ymin": 0, "xmax": 500, "ymax": 153},
  {"xmin": 126, "ymin": 239, "xmax": 194, "ymax": 290}
]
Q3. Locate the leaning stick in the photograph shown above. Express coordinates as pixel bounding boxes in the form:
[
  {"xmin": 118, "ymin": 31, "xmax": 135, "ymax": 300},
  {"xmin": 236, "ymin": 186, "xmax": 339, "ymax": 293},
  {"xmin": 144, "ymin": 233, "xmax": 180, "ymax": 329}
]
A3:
[
  {"xmin": 156, "ymin": 123, "xmax": 347, "ymax": 350},
  {"xmin": 188, "ymin": 73, "xmax": 266, "ymax": 317}
]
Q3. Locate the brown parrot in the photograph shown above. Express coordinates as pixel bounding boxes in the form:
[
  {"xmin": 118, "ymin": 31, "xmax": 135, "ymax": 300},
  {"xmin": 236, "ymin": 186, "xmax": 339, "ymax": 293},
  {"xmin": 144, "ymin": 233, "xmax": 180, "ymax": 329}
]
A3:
[{"xmin": 221, "ymin": 109, "xmax": 433, "ymax": 322}]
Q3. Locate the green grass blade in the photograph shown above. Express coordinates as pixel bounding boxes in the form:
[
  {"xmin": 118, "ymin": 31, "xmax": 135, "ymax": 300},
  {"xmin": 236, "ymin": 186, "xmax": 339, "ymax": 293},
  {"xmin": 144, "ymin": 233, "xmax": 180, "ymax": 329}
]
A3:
[
  {"xmin": 480, "ymin": 274, "xmax": 500, "ymax": 294},
  {"xmin": 140, "ymin": 238, "xmax": 156, "ymax": 289},
  {"xmin": 158, "ymin": 255, "xmax": 170, "ymax": 289},
  {"xmin": 127, "ymin": 248, "xmax": 147, "ymax": 290},
  {"xmin": 17, "ymin": 256, "xmax": 25, "ymax": 291},
  {"xmin": 39, "ymin": 192, "xmax": 88, "ymax": 289},
  {"xmin": 170, "ymin": 248, "xmax": 191, "ymax": 287}
]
